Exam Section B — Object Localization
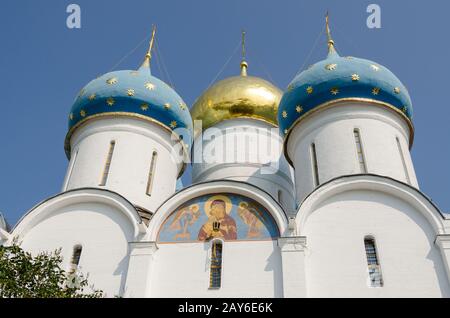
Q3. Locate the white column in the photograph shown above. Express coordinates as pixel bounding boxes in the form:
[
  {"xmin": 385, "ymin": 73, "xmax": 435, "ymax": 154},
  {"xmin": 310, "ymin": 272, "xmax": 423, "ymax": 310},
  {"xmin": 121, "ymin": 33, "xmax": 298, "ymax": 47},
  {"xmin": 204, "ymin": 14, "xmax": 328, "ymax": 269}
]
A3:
[
  {"xmin": 278, "ymin": 236, "xmax": 307, "ymax": 298},
  {"xmin": 123, "ymin": 241, "xmax": 158, "ymax": 298},
  {"xmin": 435, "ymin": 235, "xmax": 450, "ymax": 286}
]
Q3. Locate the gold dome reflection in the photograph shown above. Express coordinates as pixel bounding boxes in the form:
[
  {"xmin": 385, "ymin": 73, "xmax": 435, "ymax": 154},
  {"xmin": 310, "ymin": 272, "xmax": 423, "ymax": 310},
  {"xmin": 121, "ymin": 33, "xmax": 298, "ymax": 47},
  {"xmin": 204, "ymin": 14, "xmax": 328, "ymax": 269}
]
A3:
[{"xmin": 191, "ymin": 72, "xmax": 282, "ymax": 132}]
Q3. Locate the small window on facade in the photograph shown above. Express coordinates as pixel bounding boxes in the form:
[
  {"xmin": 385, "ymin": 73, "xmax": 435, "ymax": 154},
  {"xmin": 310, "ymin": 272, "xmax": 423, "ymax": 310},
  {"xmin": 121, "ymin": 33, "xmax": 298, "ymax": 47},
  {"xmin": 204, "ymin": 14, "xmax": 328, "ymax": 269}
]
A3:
[
  {"xmin": 277, "ymin": 190, "xmax": 283, "ymax": 204},
  {"xmin": 396, "ymin": 137, "xmax": 411, "ymax": 184},
  {"xmin": 99, "ymin": 141, "xmax": 116, "ymax": 186},
  {"xmin": 364, "ymin": 237, "xmax": 383, "ymax": 287},
  {"xmin": 311, "ymin": 143, "xmax": 320, "ymax": 187},
  {"xmin": 146, "ymin": 151, "xmax": 158, "ymax": 196},
  {"xmin": 69, "ymin": 245, "xmax": 82, "ymax": 274},
  {"xmin": 209, "ymin": 241, "xmax": 223, "ymax": 289},
  {"xmin": 354, "ymin": 129, "xmax": 367, "ymax": 173}
]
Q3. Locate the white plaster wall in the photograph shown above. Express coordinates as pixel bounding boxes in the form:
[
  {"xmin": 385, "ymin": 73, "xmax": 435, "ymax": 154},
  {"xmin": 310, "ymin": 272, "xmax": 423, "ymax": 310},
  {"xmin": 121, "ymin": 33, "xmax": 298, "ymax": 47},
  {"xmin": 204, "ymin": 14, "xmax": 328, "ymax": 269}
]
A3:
[
  {"xmin": 64, "ymin": 118, "xmax": 183, "ymax": 212},
  {"xmin": 287, "ymin": 102, "xmax": 418, "ymax": 204},
  {"xmin": 302, "ymin": 190, "xmax": 450, "ymax": 297},
  {"xmin": 18, "ymin": 202, "xmax": 134, "ymax": 297},
  {"xmin": 150, "ymin": 240, "xmax": 283, "ymax": 297},
  {"xmin": 192, "ymin": 119, "xmax": 295, "ymax": 214}
]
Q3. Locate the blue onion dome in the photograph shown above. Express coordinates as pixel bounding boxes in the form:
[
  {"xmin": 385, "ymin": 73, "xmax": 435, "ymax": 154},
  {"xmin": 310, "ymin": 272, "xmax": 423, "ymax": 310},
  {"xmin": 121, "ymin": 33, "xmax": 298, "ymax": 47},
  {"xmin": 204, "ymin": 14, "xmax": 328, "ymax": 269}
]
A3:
[
  {"xmin": 278, "ymin": 17, "xmax": 413, "ymax": 146},
  {"xmin": 65, "ymin": 30, "xmax": 193, "ymax": 166}
]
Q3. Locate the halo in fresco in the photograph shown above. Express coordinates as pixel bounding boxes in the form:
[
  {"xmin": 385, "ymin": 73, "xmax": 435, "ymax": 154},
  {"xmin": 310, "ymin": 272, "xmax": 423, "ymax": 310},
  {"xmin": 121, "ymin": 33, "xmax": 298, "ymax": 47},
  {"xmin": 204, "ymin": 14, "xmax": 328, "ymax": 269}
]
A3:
[{"xmin": 158, "ymin": 194, "xmax": 279, "ymax": 243}]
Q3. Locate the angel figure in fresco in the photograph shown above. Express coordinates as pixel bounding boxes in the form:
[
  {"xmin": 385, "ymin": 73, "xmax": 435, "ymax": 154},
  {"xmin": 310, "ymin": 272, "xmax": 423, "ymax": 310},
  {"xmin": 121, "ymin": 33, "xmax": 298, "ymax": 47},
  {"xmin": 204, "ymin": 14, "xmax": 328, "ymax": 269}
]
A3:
[
  {"xmin": 198, "ymin": 197, "xmax": 237, "ymax": 241},
  {"xmin": 237, "ymin": 201, "xmax": 265, "ymax": 239},
  {"xmin": 168, "ymin": 204, "xmax": 201, "ymax": 240}
]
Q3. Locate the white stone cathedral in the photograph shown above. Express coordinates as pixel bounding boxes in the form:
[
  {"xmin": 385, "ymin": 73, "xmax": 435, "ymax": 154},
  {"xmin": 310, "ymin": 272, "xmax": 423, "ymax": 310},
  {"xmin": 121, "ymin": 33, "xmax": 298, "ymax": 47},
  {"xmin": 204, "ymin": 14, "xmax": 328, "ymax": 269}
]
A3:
[{"xmin": 1, "ymin": 21, "xmax": 450, "ymax": 298}]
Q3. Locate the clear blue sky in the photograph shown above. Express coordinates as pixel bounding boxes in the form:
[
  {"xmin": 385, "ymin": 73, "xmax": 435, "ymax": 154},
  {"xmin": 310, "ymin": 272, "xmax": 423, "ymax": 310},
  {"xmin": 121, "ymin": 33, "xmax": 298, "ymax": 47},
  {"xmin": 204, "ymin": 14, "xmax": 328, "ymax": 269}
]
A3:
[{"xmin": 1, "ymin": 0, "xmax": 449, "ymax": 226}]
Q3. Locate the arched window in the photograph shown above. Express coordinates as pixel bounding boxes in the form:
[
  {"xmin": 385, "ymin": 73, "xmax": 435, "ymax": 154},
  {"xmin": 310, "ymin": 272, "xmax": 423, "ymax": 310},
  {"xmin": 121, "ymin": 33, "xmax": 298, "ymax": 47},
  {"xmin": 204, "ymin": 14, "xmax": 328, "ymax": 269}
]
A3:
[
  {"xmin": 99, "ymin": 140, "xmax": 116, "ymax": 186},
  {"xmin": 354, "ymin": 129, "xmax": 367, "ymax": 173},
  {"xmin": 209, "ymin": 240, "xmax": 223, "ymax": 289},
  {"xmin": 310, "ymin": 143, "xmax": 320, "ymax": 187},
  {"xmin": 69, "ymin": 245, "xmax": 82, "ymax": 274},
  {"xmin": 146, "ymin": 151, "xmax": 158, "ymax": 196},
  {"xmin": 396, "ymin": 137, "xmax": 411, "ymax": 184},
  {"xmin": 364, "ymin": 237, "xmax": 383, "ymax": 287},
  {"xmin": 277, "ymin": 190, "xmax": 283, "ymax": 204}
]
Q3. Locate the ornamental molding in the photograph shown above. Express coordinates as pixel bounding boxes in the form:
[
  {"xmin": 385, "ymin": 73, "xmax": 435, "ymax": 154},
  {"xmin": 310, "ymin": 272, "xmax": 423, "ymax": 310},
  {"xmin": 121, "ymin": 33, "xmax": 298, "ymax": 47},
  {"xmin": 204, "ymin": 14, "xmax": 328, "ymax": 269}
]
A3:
[{"xmin": 278, "ymin": 236, "xmax": 307, "ymax": 252}]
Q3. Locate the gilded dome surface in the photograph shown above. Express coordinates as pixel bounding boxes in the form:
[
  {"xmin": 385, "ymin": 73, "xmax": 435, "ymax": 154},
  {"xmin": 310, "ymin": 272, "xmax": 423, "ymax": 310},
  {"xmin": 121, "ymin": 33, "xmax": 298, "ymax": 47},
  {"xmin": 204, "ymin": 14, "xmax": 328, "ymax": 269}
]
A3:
[{"xmin": 191, "ymin": 66, "xmax": 282, "ymax": 131}]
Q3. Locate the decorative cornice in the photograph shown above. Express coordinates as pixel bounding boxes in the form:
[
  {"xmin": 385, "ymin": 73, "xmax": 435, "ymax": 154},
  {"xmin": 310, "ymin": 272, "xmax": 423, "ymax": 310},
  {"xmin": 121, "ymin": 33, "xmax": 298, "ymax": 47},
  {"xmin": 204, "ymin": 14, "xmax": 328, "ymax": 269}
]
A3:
[
  {"xmin": 129, "ymin": 241, "xmax": 158, "ymax": 255},
  {"xmin": 278, "ymin": 236, "xmax": 307, "ymax": 252}
]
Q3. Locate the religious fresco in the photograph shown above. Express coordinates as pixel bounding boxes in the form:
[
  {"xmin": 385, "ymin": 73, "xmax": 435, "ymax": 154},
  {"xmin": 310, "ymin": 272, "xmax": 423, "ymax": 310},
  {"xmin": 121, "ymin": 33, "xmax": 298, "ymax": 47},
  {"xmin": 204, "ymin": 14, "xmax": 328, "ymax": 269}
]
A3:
[{"xmin": 158, "ymin": 194, "xmax": 279, "ymax": 243}]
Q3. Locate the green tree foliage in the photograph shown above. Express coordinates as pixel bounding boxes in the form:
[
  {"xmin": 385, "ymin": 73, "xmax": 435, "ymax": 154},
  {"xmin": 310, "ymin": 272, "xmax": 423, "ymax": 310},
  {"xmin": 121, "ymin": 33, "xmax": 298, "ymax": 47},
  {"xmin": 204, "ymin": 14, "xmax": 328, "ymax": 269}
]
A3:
[{"xmin": 0, "ymin": 243, "xmax": 103, "ymax": 298}]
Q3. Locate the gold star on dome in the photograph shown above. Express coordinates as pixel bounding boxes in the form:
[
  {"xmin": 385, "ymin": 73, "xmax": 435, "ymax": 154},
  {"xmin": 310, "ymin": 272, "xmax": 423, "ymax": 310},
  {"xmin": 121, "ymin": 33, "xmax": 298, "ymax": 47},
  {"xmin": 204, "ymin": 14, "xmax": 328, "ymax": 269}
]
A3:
[
  {"xmin": 296, "ymin": 105, "xmax": 303, "ymax": 113},
  {"xmin": 127, "ymin": 89, "xmax": 135, "ymax": 97},
  {"xmin": 145, "ymin": 82, "xmax": 155, "ymax": 91},
  {"xmin": 284, "ymin": 129, "xmax": 288, "ymax": 134},
  {"xmin": 351, "ymin": 74, "xmax": 360, "ymax": 81},
  {"xmin": 287, "ymin": 84, "xmax": 294, "ymax": 92},
  {"xmin": 371, "ymin": 64, "xmax": 380, "ymax": 71},
  {"xmin": 306, "ymin": 86, "xmax": 313, "ymax": 94},
  {"xmin": 69, "ymin": 113, "xmax": 74, "ymax": 120},
  {"xmin": 88, "ymin": 94, "xmax": 96, "ymax": 101},
  {"xmin": 282, "ymin": 110, "xmax": 288, "ymax": 118},
  {"xmin": 394, "ymin": 87, "xmax": 401, "ymax": 94},
  {"xmin": 402, "ymin": 106, "xmax": 408, "ymax": 113},
  {"xmin": 179, "ymin": 101, "xmax": 187, "ymax": 110},
  {"xmin": 80, "ymin": 110, "xmax": 86, "ymax": 117},
  {"xmin": 372, "ymin": 87, "xmax": 380, "ymax": 95},
  {"xmin": 106, "ymin": 97, "xmax": 115, "ymax": 106},
  {"xmin": 130, "ymin": 71, "xmax": 140, "ymax": 76},
  {"xmin": 106, "ymin": 77, "xmax": 118, "ymax": 85},
  {"xmin": 346, "ymin": 56, "xmax": 354, "ymax": 60},
  {"xmin": 325, "ymin": 63, "xmax": 337, "ymax": 71},
  {"xmin": 140, "ymin": 103, "xmax": 149, "ymax": 111},
  {"xmin": 330, "ymin": 87, "xmax": 340, "ymax": 95},
  {"xmin": 170, "ymin": 120, "xmax": 177, "ymax": 128},
  {"xmin": 164, "ymin": 103, "xmax": 171, "ymax": 110}
]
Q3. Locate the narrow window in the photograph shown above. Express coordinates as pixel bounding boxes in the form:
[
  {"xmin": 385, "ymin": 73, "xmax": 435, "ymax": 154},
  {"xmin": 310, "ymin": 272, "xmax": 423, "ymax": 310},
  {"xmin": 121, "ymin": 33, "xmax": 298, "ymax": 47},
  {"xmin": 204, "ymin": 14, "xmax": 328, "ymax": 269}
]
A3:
[
  {"xmin": 311, "ymin": 143, "xmax": 320, "ymax": 187},
  {"xmin": 396, "ymin": 137, "xmax": 411, "ymax": 184},
  {"xmin": 63, "ymin": 149, "xmax": 78, "ymax": 191},
  {"xmin": 364, "ymin": 237, "xmax": 383, "ymax": 287},
  {"xmin": 354, "ymin": 129, "xmax": 367, "ymax": 173},
  {"xmin": 209, "ymin": 241, "xmax": 223, "ymax": 289},
  {"xmin": 277, "ymin": 190, "xmax": 283, "ymax": 204},
  {"xmin": 69, "ymin": 245, "xmax": 82, "ymax": 274},
  {"xmin": 99, "ymin": 141, "xmax": 116, "ymax": 186},
  {"xmin": 146, "ymin": 151, "xmax": 158, "ymax": 196}
]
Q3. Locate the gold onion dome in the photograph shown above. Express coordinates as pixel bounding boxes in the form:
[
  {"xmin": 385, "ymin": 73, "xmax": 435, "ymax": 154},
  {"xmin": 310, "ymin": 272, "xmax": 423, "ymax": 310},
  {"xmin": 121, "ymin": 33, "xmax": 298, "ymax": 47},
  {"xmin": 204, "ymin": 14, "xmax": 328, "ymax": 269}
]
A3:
[{"xmin": 191, "ymin": 32, "xmax": 282, "ymax": 132}]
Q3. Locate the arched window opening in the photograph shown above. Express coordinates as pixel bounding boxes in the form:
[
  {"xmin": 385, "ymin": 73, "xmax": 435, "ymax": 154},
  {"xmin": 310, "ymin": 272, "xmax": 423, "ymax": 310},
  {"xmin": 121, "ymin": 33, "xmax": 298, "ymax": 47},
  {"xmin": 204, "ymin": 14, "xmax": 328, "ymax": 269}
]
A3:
[
  {"xmin": 277, "ymin": 190, "xmax": 283, "ymax": 204},
  {"xmin": 209, "ymin": 241, "xmax": 223, "ymax": 289},
  {"xmin": 311, "ymin": 143, "xmax": 320, "ymax": 187},
  {"xmin": 354, "ymin": 129, "xmax": 367, "ymax": 173},
  {"xmin": 99, "ymin": 140, "xmax": 116, "ymax": 186},
  {"xmin": 69, "ymin": 245, "xmax": 82, "ymax": 274},
  {"xmin": 146, "ymin": 151, "xmax": 158, "ymax": 196},
  {"xmin": 364, "ymin": 237, "xmax": 383, "ymax": 287}
]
